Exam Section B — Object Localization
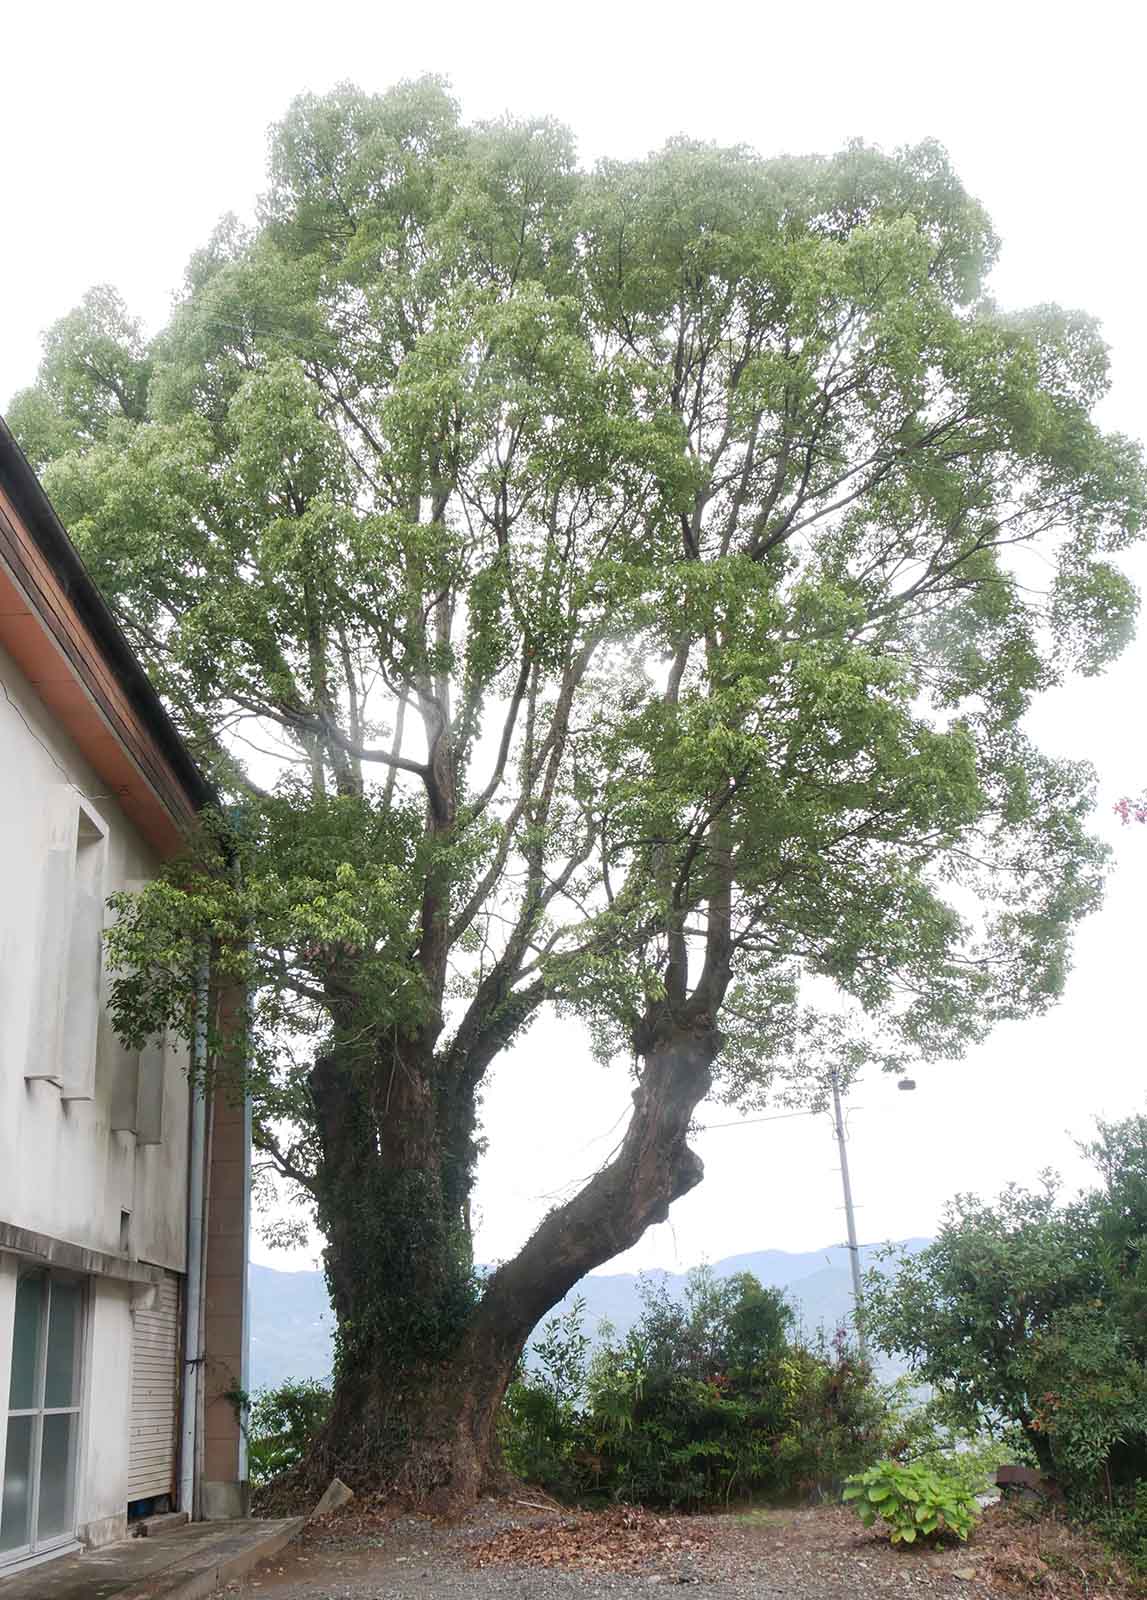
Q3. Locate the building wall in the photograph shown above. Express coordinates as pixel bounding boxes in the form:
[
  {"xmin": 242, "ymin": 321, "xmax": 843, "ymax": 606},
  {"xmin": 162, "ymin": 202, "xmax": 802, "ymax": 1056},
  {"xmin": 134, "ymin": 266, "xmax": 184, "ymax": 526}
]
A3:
[
  {"xmin": 0, "ymin": 638, "xmax": 190, "ymax": 1270},
  {"xmin": 0, "ymin": 637, "xmax": 192, "ymax": 1552}
]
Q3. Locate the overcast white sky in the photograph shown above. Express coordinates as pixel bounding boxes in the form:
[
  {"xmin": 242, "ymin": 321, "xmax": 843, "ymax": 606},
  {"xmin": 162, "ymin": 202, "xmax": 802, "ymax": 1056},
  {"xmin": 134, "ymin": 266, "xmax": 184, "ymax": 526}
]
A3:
[{"xmin": 3, "ymin": 0, "xmax": 1145, "ymax": 1277}]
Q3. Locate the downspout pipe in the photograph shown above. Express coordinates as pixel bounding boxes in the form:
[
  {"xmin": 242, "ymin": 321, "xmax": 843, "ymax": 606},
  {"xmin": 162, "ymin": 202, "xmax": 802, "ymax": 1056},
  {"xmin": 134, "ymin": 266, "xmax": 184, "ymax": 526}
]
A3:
[
  {"xmin": 179, "ymin": 959, "xmax": 209, "ymax": 1519},
  {"xmin": 238, "ymin": 1084, "xmax": 252, "ymax": 1486}
]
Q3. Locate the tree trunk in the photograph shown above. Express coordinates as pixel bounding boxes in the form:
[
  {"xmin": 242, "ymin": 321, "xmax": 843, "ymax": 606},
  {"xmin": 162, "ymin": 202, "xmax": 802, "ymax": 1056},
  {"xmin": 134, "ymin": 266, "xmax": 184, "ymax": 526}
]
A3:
[
  {"xmin": 299, "ymin": 1020, "xmax": 720, "ymax": 1509},
  {"xmin": 462, "ymin": 1020, "xmax": 719, "ymax": 1374},
  {"xmin": 301, "ymin": 1040, "xmax": 481, "ymax": 1498}
]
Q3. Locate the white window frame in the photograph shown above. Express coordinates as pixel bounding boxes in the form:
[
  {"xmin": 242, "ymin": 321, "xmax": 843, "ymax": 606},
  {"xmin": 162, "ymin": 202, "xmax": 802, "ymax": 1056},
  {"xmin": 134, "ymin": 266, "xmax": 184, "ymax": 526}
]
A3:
[
  {"xmin": 0, "ymin": 1270, "xmax": 86, "ymax": 1571},
  {"xmin": 24, "ymin": 787, "xmax": 108, "ymax": 1099}
]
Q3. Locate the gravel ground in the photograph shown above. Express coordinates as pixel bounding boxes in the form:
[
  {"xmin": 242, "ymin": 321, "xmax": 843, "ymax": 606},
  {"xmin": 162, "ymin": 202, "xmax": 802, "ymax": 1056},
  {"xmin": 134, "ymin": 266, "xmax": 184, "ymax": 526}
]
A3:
[{"xmin": 224, "ymin": 1500, "xmax": 1003, "ymax": 1600}]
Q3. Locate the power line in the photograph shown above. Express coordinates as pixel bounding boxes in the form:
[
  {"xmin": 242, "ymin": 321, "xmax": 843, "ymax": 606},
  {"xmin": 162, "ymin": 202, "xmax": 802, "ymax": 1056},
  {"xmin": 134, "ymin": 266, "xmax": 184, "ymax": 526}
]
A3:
[{"xmin": 697, "ymin": 1107, "xmax": 824, "ymax": 1132}]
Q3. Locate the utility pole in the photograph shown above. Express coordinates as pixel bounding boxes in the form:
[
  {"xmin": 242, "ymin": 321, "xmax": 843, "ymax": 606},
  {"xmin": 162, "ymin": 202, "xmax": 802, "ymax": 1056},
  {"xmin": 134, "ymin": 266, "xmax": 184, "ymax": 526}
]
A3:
[{"xmin": 829, "ymin": 1065, "xmax": 868, "ymax": 1361}]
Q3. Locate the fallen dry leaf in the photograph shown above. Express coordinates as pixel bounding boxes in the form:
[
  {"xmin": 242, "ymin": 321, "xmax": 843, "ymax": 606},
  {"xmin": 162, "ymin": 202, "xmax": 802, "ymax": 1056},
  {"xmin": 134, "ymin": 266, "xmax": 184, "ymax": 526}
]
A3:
[{"xmin": 470, "ymin": 1507, "xmax": 710, "ymax": 1575}]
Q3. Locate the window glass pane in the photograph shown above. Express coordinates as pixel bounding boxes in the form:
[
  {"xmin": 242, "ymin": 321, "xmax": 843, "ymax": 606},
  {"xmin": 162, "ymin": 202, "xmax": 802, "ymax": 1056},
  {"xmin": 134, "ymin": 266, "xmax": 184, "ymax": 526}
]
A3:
[
  {"xmin": 9, "ymin": 1275, "xmax": 44, "ymax": 1410},
  {"xmin": 0, "ymin": 1415, "xmax": 34, "ymax": 1552},
  {"xmin": 43, "ymin": 1281, "xmax": 81, "ymax": 1409},
  {"xmin": 37, "ymin": 1413, "xmax": 76, "ymax": 1542}
]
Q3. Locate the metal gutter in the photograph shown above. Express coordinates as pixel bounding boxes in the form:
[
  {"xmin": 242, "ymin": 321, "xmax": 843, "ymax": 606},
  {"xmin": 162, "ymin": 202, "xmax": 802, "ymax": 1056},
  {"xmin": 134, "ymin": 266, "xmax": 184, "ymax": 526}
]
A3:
[
  {"xmin": 238, "ymin": 1088, "xmax": 253, "ymax": 1484},
  {"xmin": 179, "ymin": 962, "xmax": 210, "ymax": 1519}
]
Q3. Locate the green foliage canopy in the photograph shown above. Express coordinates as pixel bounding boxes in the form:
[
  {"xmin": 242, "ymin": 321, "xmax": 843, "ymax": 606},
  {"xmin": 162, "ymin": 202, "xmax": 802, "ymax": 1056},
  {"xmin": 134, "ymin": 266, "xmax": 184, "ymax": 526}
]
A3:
[{"xmin": 7, "ymin": 80, "xmax": 1145, "ymax": 1260}]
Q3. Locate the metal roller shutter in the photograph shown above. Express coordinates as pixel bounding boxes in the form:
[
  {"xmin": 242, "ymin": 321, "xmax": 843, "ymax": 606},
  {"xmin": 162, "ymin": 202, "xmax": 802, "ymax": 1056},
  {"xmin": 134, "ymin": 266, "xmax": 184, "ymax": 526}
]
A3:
[{"xmin": 128, "ymin": 1271, "xmax": 182, "ymax": 1502}]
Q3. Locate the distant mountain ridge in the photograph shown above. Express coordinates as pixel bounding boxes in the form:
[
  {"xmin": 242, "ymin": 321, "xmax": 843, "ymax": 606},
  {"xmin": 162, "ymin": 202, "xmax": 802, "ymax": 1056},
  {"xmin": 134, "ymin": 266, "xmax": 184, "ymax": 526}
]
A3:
[{"xmin": 249, "ymin": 1239, "xmax": 929, "ymax": 1392}]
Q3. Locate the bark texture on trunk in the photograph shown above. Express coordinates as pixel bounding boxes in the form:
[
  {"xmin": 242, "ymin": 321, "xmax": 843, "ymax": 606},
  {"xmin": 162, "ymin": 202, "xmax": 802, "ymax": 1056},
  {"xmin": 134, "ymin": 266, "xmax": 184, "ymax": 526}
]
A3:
[
  {"xmin": 297, "ymin": 1021, "xmax": 720, "ymax": 1509},
  {"xmin": 301, "ymin": 1038, "xmax": 481, "ymax": 1499}
]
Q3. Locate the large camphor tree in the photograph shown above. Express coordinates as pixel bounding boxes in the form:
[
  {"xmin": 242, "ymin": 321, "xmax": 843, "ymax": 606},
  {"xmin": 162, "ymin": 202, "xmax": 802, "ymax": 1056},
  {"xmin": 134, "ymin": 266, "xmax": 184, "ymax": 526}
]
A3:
[{"xmin": 9, "ymin": 80, "xmax": 1144, "ymax": 1503}]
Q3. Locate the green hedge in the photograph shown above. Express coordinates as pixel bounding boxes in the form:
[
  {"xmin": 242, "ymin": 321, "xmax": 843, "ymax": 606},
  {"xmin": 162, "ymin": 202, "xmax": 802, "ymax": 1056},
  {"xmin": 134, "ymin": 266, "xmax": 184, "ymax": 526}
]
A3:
[{"xmin": 500, "ymin": 1267, "xmax": 888, "ymax": 1507}]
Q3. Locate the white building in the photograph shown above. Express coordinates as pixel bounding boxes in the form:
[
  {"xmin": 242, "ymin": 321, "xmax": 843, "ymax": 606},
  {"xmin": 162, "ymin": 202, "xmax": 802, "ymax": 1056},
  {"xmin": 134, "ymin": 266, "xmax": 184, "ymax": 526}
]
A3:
[{"xmin": 0, "ymin": 418, "xmax": 250, "ymax": 1578}]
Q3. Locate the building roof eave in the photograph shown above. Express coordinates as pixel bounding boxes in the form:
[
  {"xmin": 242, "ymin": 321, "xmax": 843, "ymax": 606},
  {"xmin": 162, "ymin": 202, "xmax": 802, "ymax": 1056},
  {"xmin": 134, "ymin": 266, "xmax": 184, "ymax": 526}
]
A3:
[{"xmin": 0, "ymin": 416, "xmax": 215, "ymax": 850}]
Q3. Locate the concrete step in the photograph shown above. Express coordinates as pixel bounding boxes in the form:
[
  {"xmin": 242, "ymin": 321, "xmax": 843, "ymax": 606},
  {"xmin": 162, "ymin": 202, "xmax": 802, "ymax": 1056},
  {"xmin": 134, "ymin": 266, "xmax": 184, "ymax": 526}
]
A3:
[{"xmin": 0, "ymin": 1517, "xmax": 306, "ymax": 1600}]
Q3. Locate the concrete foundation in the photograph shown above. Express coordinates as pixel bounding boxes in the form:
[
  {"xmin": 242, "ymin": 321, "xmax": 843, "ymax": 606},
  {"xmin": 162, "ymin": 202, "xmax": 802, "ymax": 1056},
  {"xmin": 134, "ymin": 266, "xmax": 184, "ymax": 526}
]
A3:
[{"xmin": 199, "ymin": 1481, "xmax": 250, "ymax": 1522}]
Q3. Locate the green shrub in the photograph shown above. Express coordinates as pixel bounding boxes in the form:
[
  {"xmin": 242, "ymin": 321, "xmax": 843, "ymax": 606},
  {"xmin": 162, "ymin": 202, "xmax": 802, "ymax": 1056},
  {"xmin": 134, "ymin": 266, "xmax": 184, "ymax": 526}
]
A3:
[
  {"xmin": 883, "ymin": 1384, "xmax": 1034, "ymax": 1496},
  {"xmin": 247, "ymin": 1378, "xmax": 331, "ymax": 1484},
  {"xmin": 771, "ymin": 1329, "xmax": 890, "ymax": 1495},
  {"xmin": 1088, "ymin": 1481, "xmax": 1147, "ymax": 1578},
  {"xmin": 865, "ymin": 1114, "xmax": 1147, "ymax": 1500},
  {"xmin": 499, "ymin": 1267, "xmax": 889, "ymax": 1508},
  {"xmin": 499, "ymin": 1299, "xmax": 590, "ymax": 1492},
  {"xmin": 843, "ymin": 1459, "xmax": 979, "ymax": 1544}
]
